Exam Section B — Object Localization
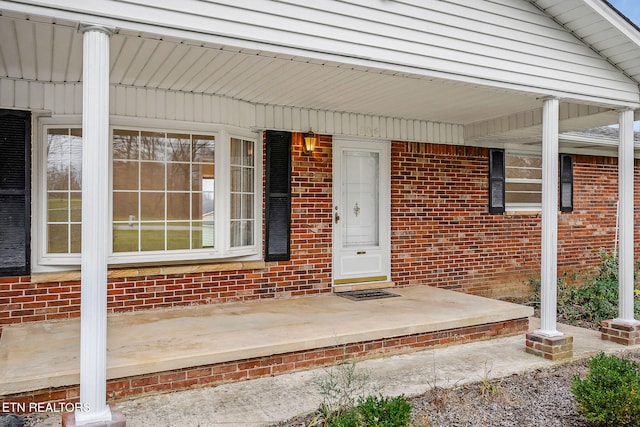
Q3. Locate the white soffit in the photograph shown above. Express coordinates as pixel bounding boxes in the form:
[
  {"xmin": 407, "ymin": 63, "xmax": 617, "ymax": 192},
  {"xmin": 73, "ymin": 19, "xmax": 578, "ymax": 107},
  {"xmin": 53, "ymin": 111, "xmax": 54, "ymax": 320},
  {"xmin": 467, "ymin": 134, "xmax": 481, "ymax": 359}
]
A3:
[{"xmin": 0, "ymin": 11, "xmax": 545, "ymax": 125}]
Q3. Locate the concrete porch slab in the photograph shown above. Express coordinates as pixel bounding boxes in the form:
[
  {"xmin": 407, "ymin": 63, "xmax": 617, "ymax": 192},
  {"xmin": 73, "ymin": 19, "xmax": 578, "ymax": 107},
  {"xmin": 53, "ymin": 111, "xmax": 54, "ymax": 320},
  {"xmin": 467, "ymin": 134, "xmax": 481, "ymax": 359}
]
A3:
[{"xmin": 0, "ymin": 286, "xmax": 532, "ymax": 396}]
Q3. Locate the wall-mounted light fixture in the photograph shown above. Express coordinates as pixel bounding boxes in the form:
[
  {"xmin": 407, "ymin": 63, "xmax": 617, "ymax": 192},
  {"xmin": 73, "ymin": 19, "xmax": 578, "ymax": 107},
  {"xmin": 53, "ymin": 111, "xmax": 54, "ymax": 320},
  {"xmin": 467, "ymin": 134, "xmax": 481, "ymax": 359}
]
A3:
[{"xmin": 302, "ymin": 131, "xmax": 316, "ymax": 155}]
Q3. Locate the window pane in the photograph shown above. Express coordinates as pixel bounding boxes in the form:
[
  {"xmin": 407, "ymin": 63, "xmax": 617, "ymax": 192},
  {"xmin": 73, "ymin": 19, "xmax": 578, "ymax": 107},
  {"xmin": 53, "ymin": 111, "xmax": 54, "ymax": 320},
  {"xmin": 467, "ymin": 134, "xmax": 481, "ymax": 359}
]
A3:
[
  {"xmin": 113, "ymin": 192, "xmax": 138, "ymax": 221},
  {"xmin": 140, "ymin": 162, "xmax": 165, "ymax": 191},
  {"xmin": 243, "ymin": 140, "xmax": 254, "ymax": 166},
  {"xmin": 244, "ymin": 221, "xmax": 254, "ymax": 246},
  {"xmin": 231, "ymin": 166, "xmax": 241, "ymax": 192},
  {"xmin": 230, "ymin": 138, "xmax": 243, "ymax": 165},
  {"xmin": 242, "ymin": 194, "xmax": 253, "ymax": 219},
  {"xmin": 506, "ymin": 155, "xmax": 542, "ymax": 168},
  {"xmin": 113, "ymin": 161, "xmax": 139, "ymax": 191},
  {"xmin": 230, "ymin": 194, "xmax": 241, "ymax": 219},
  {"xmin": 506, "ymin": 168, "xmax": 542, "ymax": 180},
  {"xmin": 48, "ymin": 224, "xmax": 68, "ymax": 253},
  {"xmin": 141, "ymin": 222, "xmax": 165, "ymax": 251},
  {"xmin": 140, "ymin": 132, "xmax": 166, "ymax": 161},
  {"xmin": 506, "ymin": 182, "xmax": 542, "ymax": 203},
  {"xmin": 506, "ymin": 192, "xmax": 542, "ymax": 204},
  {"xmin": 140, "ymin": 192, "xmax": 165, "ymax": 220},
  {"xmin": 231, "ymin": 220, "xmax": 253, "ymax": 247},
  {"xmin": 192, "ymin": 136, "xmax": 214, "ymax": 163},
  {"xmin": 113, "ymin": 222, "xmax": 139, "ymax": 252},
  {"xmin": 167, "ymin": 163, "xmax": 190, "ymax": 191},
  {"xmin": 47, "ymin": 129, "xmax": 70, "ymax": 191},
  {"xmin": 113, "ymin": 129, "xmax": 140, "ymax": 160},
  {"xmin": 242, "ymin": 168, "xmax": 254, "ymax": 192},
  {"xmin": 230, "ymin": 221, "xmax": 241, "ymax": 247},
  {"xmin": 167, "ymin": 222, "xmax": 190, "ymax": 250},
  {"xmin": 167, "ymin": 192, "xmax": 190, "ymax": 220},
  {"xmin": 48, "ymin": 192, "xmax": 69, "ymax": 222},
  {"xmin": 70, "ymin": 224, "xmax": 82, "ymax": 253},
  {"xmin": 166, "ymin": 134, "xmax": 190, "ymax": 162},
  {"xmin": 69, "ymin": 129, "xmax": 83, "ymax": 190},
  {"xmin": 70, "ymin": 192, "xmax": 82, "ymax": 222},
  {"xmin": 192, "ymin": 164, "xmax": 214, "ymax": 191},
  {"xmin": 193, "ymin": 221, "xmax": 214, "ymax": 249}
]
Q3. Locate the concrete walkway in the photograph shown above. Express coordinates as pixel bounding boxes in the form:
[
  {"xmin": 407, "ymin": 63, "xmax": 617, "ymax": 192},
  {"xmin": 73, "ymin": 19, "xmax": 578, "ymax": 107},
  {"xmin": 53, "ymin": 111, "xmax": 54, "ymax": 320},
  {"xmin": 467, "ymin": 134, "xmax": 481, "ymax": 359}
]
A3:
[{"xmin": 28, "ymin": 318, "xmax": 640, "ymax": 427}]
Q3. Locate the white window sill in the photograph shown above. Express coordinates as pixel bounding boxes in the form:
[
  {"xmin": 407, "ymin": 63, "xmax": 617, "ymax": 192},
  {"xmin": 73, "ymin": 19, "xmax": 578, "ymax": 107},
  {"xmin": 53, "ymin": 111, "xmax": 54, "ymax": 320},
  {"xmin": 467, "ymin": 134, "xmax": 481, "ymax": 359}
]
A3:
[{"xmin": 30, "ymin": 259, "xmax": 266, "ymax": 284}]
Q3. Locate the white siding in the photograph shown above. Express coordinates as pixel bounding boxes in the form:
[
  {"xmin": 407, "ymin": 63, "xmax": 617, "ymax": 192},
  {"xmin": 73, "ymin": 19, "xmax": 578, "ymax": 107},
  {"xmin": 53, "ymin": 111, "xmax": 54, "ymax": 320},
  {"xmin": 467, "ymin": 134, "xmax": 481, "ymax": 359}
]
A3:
[{"xmin": 8, "ymin": 0, "xmax": 639, "ymax": 105}]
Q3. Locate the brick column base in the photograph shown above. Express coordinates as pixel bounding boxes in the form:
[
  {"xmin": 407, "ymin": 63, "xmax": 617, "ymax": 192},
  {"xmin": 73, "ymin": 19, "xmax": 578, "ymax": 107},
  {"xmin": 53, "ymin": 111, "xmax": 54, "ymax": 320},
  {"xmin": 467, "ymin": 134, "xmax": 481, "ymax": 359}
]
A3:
[
  {"xmin": 525, "ymin": 332, "xmax": 573, "ymax": 361},
  {"xmin": 62, "ymin": 406, "xmax": 125, "ymax": 427},
  {"xmin": 601, "ymin": 320, "xmax": 640, "ymax": 346}
]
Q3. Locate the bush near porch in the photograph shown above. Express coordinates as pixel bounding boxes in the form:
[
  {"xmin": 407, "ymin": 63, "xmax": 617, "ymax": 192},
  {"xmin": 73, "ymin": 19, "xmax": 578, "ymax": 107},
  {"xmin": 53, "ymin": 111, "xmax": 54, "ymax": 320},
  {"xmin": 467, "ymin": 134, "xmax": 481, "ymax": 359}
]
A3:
[{"xmin": 527, "ymin": 250, "xmax": 640, "ymax": 330}]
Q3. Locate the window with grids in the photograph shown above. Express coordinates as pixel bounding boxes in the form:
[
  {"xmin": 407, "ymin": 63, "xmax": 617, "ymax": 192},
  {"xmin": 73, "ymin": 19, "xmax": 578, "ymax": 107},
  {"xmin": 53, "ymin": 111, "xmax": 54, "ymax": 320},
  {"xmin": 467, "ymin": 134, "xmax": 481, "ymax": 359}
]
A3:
[
  {"xmin": 42, "ymin": 126, "xmax": 257, "ymax": 261},
  {"xmin": 505, "ymin": 153, "xmax": 542, "ymax": 210},
  {"xmin": 46, "ymin": 128, "xmax": 83, "ymax": 254},
  {"xmin": 230, "ymin": 138, "xmax": 255, "ymax": 247},
  {"xmin": 112, "ymin": 130, "xmax": 217, "ymax": 252}
]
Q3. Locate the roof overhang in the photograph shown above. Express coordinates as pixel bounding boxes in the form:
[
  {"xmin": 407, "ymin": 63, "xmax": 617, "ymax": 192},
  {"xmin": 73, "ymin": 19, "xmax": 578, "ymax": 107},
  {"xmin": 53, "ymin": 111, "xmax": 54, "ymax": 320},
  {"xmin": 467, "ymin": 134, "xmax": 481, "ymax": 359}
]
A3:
[{"xmin": 0, "ymin": 0, "xmax": 639, "ymax": 147}]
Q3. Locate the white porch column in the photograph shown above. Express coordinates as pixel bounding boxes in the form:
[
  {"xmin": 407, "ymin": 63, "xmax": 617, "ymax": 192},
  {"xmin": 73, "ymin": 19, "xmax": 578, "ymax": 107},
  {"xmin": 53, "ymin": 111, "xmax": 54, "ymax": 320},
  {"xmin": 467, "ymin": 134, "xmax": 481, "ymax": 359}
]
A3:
[
  {"xmin": 537, "ymin": 97, "xmax": 562, "ymax": 337},
  {"xmin": 616, "ymin": 109, "xmax": 638, "ymax": 324},
  {"xmin": 75, "ymin": 24, "xmax": 113, "ymax": 425}
]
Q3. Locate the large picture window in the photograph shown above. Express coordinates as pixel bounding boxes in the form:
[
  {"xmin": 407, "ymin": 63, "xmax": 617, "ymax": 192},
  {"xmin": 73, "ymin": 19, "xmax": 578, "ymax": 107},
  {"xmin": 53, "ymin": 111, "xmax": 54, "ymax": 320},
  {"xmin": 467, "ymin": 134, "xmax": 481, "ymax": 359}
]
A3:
[
  {"xmin": 112, "ymin": 129, "xmax": 216, "ymax": 253},
  {"xmin": 39, "ymin": 123, "xmax": 259, "ymax": 268}
]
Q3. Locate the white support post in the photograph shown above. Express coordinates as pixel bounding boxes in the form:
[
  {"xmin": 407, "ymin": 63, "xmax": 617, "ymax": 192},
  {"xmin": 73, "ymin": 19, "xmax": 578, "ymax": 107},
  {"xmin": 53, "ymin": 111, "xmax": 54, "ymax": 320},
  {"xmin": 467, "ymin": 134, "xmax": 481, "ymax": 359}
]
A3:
[
  {"xmin": 75, "ymin": 24, "xmax": 113, "ymax": 425},
  {"xmin": 536, "ymin": 97, "xmax": 562, "ymax": 337},
  {"xmin": 616, "ymin": 109, "xmax": 638, "ymax": 324}
]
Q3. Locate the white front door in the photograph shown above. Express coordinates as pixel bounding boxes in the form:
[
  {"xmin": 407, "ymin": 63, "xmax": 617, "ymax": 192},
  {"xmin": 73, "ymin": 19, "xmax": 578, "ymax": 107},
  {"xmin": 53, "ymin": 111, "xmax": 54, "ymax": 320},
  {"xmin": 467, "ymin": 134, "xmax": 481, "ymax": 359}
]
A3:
[{"xmin": 332, "ymin": 139, "xmax": 390, "ymax": 287}]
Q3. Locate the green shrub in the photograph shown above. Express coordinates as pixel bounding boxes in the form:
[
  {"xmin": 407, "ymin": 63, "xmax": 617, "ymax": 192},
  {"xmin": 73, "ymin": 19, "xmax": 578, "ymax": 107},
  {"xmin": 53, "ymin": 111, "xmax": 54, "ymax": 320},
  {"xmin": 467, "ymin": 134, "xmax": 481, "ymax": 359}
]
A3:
[
  {"xmin": 328, "ymin": 395, "xmax": 412, "ymax": 427},
  {"xmin": 527, "ymin": 250, "xmax": 640, "ymax": 328},
  {"xmin": 572, "ymin": 353, "xmax": 640, "ymax": 427}
]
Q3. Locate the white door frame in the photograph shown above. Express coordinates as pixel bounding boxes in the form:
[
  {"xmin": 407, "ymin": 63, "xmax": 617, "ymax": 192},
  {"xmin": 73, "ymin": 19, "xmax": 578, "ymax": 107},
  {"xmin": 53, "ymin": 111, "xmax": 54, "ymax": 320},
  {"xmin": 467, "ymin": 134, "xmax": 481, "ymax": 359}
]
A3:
[{"xmin": 332, "ymin": 138, "xmax": 391, "ymax": 288}]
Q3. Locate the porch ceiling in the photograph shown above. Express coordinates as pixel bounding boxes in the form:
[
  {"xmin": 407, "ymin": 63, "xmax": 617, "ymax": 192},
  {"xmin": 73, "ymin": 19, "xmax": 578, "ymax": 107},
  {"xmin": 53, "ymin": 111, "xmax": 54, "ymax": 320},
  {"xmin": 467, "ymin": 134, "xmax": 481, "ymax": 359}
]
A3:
[{"xmin": 0, "ymin": 11, "xmax": 551, "ymax": 126}]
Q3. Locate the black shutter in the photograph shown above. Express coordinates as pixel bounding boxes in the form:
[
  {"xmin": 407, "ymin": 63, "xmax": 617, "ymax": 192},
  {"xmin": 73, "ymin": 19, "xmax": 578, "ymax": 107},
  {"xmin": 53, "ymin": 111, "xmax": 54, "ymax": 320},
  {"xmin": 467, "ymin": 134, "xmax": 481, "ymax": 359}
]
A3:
[
  {"xmin": 0, "ymin": 109, "xmax": 31, "ymax": 276},
  {"xmin": 265, "ymin": 131, "xmax": 291, "ymax": 261},
  {"xmin": 560, "ymin": 154, "xmax": 573, "ymax": 212},
  {"xmin": 488, "ymin": 148, "xmax": 505, "ymax": 214}
]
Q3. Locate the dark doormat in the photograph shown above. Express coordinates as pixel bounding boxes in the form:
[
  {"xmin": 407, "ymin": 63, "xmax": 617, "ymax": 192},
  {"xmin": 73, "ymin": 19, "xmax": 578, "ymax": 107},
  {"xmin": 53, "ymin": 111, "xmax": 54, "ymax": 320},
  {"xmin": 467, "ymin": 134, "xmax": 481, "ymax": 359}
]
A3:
[{"xmin": 336, "ymin": 289, "xmax": 400, "ymax": 301}]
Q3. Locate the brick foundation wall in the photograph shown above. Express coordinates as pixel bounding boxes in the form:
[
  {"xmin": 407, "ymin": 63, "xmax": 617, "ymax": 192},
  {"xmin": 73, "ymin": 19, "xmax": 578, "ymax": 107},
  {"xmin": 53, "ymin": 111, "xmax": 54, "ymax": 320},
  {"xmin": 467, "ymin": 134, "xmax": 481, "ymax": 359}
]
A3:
[
  {"xmin": 1, "ymin": 317, "xmax": 528, "ymax": 413},
  {"xmin": 1, "ymin": 139, "xmax": 638, "ymax": 331}
]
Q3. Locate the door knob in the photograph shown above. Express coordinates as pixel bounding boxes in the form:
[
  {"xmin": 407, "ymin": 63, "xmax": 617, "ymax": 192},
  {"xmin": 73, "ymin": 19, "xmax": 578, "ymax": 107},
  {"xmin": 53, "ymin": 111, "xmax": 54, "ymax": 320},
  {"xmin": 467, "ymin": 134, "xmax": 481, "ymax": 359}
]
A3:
[{"xmin": 335, "ymin": 212, "xmax": 340, "ymax": 224}]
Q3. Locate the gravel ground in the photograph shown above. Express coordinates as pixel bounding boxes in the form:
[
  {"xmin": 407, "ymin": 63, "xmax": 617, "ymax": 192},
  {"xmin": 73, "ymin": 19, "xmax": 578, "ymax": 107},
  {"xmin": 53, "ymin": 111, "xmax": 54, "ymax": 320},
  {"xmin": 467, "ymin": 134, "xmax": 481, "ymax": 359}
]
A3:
[{"xmin": 274, "ymin": 350, "xmax": 640, "ymax": 427}]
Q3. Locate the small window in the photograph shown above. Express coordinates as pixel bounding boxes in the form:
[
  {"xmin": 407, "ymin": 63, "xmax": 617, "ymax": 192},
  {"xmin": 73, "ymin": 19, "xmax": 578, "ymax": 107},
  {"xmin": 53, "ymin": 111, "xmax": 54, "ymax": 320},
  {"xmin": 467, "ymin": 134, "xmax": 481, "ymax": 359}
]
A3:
[{"xmin": 505, "ymin": 153, "xmax": 542, "ymax": 211}]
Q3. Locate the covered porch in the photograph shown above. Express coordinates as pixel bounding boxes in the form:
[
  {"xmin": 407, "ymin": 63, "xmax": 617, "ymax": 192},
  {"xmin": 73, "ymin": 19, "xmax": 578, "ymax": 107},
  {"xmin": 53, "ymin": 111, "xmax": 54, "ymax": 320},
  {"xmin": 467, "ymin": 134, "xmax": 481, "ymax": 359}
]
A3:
[
  {"xmin": 1, "ymin": 1, "xmax": 640, "ymax": 424},
  {"xmin": 0, "ymin": 286, "xmax": 532, "ymax": 404}
]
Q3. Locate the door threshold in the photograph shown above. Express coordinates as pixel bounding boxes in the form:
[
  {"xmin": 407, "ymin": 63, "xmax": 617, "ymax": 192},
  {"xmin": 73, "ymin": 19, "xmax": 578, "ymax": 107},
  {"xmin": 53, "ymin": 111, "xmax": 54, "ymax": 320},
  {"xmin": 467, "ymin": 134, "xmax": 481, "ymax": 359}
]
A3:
[{"xmin": 333, "ymin": 281, "xmax": 395, "ymax": 293}]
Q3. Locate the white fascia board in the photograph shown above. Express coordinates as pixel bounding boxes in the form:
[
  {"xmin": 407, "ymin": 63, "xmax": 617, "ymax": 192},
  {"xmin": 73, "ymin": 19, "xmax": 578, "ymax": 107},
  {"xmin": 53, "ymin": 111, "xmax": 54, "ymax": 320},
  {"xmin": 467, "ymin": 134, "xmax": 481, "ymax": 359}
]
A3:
[{"xmin": 582, "ymin": 0, "xmax": 640, "ymax": 48}]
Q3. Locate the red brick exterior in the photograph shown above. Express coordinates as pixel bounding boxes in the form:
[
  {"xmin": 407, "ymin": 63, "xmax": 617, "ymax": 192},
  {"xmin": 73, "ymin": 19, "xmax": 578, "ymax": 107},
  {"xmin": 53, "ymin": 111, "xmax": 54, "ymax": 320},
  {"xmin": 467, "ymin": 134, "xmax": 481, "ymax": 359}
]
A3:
[{"xmin": 0, "ymin": 139, "xmax": 637, "ymax": 331}]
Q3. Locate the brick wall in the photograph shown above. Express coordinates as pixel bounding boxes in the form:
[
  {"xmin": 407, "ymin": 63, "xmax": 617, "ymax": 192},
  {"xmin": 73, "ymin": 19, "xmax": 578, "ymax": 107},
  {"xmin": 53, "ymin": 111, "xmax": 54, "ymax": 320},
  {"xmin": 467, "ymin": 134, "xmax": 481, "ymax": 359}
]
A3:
[
  {"xmin": 390, "ymin": 144, "xmax": 638, "ymax": 298},
  {"xmin": 1, "ymin": 138, "xmax": 637, "ymax": 331}
]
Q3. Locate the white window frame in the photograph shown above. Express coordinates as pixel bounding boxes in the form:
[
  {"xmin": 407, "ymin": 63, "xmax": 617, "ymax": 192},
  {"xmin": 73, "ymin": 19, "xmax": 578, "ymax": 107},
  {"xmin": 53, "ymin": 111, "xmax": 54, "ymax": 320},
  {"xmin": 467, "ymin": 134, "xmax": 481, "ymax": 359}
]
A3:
[
  {"xmin": 33, "ymin": 117, "xmax": 262, "ymax": 272},
  {"xmin": 505, "ymin": 151, "xmax": 542, "ymax": 213}
]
